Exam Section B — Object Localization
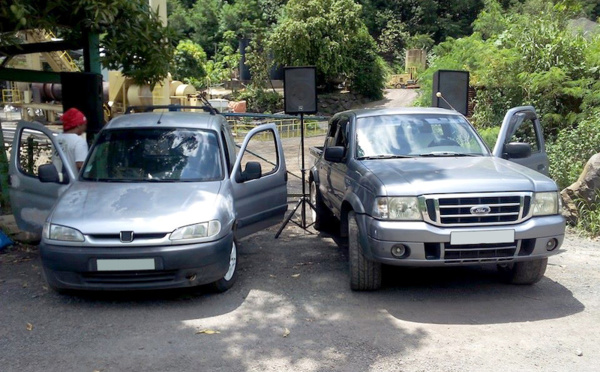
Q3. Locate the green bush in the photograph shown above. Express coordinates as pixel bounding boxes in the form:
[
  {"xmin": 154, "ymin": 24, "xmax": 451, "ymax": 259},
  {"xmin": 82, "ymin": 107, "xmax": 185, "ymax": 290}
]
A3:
[
  {"xmin": 477, "ymin": 126, "xmax": 500, "ymax": 150},
  {"xmin": 575, "ymin": 191, "xmax": 600, "ymax": 237},
  {"xmin": 236, "ymin": 85, "xmax": 283, "ymax": 113},
  {"xmin": 547, "ymin": 110, "xmax": 600, "ymax": 189}
]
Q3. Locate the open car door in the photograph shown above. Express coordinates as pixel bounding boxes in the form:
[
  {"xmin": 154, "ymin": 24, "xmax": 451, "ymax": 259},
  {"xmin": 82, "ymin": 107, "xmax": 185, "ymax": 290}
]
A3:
[
  {"xmin": 493, "ymin": 106, "xmax": 549, "ymax": 175},
  {"xmin": 231, "ymin": 123, "xmax": 287, "ymax": 239},
  {"xmin": 8, "ymin": 121, "xmax": 77, "ymax": 237}
]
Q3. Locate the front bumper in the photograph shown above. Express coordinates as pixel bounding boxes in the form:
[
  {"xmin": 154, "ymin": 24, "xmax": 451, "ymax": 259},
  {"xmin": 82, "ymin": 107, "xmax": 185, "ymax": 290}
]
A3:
[
  {"xmin": 357, "ymin": 214, "xmax": 565, "ymax": 266},
  {"xmin": 40, "ymin": 232, "xmax": 234, "ymax": 291}
]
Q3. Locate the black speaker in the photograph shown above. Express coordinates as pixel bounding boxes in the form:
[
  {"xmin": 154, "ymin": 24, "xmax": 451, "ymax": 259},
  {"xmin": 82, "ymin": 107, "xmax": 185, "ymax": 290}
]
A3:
[
  {"xmin": 284, "ymin": 67, "xmax": 317, "ymax": 114},
  {"xmin": 60, "ymin": 72, "xmax": 104, "ymax": 141},
  {"xmin": 432, "ymin": 70, "xmax": 469, "ymax": 115}
]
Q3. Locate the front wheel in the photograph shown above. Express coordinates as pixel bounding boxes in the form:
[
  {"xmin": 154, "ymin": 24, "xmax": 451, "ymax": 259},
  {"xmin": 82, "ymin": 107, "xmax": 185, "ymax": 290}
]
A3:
[
  {"xmin": 497, "ymin": 258, "xmax": 547, "ymax": 285},
  {"xmin": 348, "ymin": 211, "xmax": 382, "ymax": 291},
  {"xmin": 209, "ymin": 240, "xmax": 238, "ymax": 292}
]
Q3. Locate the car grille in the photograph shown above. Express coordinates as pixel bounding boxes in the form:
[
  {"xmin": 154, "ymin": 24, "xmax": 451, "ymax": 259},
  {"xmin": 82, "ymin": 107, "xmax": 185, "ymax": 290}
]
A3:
[
  {"xmin": 81, "ymin": 270, "xmax": 177, "ymax": 285},
  {"xmin": 422, "ymin": 192, "xmax": 532, "ymax": 227}
]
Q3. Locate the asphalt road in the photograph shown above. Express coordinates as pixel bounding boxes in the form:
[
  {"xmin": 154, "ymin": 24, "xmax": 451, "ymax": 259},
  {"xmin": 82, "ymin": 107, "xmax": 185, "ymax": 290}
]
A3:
[{"xmin": 0, "ymin": 225, "xmax": 599, "ymax": 372}]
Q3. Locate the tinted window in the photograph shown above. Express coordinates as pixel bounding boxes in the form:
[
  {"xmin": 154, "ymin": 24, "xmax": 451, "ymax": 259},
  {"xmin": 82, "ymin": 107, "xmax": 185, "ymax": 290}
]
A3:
[{"xmin": 82, "ymin": 128, "xmax": 223, "ymax": 182}]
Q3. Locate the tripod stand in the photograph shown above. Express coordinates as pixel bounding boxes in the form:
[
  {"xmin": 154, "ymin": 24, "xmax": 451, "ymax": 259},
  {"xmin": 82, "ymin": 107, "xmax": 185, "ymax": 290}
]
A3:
[{"xmin": 275, "ymin": 113, "xmax": 315, "ymax": 238}]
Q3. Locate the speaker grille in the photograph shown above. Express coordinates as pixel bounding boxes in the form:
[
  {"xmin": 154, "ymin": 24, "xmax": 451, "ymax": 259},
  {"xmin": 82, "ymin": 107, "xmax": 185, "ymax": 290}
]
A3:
[
  {"xmin": 284, "ymin": 67, "xmax": 317, "ymax": 114},
  {"xmin": 432, "ymin": 70, "xmax": 469, "ymax": 115}
]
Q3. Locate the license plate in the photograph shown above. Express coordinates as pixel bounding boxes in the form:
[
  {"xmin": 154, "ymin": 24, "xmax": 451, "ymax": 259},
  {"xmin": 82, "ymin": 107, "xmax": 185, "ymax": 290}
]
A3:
[
  {"xmin": 96, "ymin": 258, "xmax": 155, "ymax": 271},
  {"xmin": 450, "ymin": 230, "xmax": 515, "ymax": 245}
]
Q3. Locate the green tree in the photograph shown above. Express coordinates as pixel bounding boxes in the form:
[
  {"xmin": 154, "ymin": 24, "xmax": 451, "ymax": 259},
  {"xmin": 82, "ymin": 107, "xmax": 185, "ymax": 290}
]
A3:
[
  {"xmin": 1, "ymin": 0, "xmax": 177, "ymax": 86},
  {"xmin": 171, "ymin": 40, "xmax": 208, "ymax": 88},
  {"xmin": 167, "ymin": 0, "xmax": 223, "ymax": 58},
  {"xmin": 268, "ymin": 0, "xmax": 385, "ymax": 98}
]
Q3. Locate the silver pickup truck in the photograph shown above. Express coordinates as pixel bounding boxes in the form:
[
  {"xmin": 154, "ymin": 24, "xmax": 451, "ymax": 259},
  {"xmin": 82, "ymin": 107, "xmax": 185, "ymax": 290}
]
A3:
[{"xmin": 309, "ymin": 106, "xmax": 565, "ymax": 291}]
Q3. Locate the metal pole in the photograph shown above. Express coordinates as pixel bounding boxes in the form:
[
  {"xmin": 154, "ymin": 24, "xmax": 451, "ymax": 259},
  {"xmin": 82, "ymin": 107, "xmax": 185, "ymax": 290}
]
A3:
[{"xmin": 300, "ymin": 113, "xmax": 306, "ymax": 229}]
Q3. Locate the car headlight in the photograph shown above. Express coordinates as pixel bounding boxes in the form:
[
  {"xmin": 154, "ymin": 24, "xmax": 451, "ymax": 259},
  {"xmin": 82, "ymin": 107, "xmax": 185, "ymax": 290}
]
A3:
[
  {"xmin": 43, "ymin": 223, "xmax": 85, "ymax": 242},
  {"xmin": 373, "ymin": 197, "xmax": 423, "ymax": 220},
  {"xmin": 532, "ymin": 192, "xmax": 559, "ymax": 216},
  {"xmin": 170, "ymin": 220, "xmax": 221, "ymax": 240}
]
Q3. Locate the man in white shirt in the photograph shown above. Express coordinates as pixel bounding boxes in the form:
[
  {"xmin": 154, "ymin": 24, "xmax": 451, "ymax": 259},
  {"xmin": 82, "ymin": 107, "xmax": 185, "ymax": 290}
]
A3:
[{"xmin": 57, "ymin": 108, "xmax": 88, "ymax": 172}]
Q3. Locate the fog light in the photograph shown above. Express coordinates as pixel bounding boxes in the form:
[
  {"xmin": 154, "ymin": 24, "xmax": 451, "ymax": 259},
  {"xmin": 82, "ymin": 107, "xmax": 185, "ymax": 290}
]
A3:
[
  {"xmin": 391, "ymin": 244, "xmax": 408, "ymax": 258},
  {"xmin": 546, "ymin": 238, "xmax": 558, "ymax": 251}
]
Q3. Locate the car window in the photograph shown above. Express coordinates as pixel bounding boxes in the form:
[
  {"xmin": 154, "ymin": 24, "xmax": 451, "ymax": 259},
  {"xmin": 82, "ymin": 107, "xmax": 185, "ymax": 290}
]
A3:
[
  {"xmin": 81, "ymin": 128, "xmax": 223, "ymax": 182},
  {"xmin": 238, "ymin": 128, "xmax": 278, "ymax": 177},
  {"xmin": 15, "ymin": 128, "xmax": 57, "ymax": 178},
  {"xmin": 355, "ymin": 114, "xmax": 488, "ymax": 158}
]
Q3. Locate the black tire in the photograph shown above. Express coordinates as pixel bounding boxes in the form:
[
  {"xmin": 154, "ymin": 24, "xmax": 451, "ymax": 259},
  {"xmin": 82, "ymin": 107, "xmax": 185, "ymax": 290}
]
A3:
[
  {"xmin": 209, "ymin": 239, "xmax": 238, "ymax": 293},
  {"xmin": 497, "ymin": 258, "xmax": 548, "ymax": 285},
  {"xmin": 310, "ymin": 180, "xmax": 333, "ymax": 231},
  {"xmin": 348, "ymin": 211, "xmax": 382, "ymax": 291}
]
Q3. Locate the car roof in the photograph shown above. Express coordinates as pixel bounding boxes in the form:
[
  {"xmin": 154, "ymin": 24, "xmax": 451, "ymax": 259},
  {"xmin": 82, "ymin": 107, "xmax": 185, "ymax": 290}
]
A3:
[
  {"xmin": 104, "ymin": 112, "xmax": 225, "ymax": 131},
  {"xmin": 341, "ymin": 107, "xmax": 464, "ymax": 119}
]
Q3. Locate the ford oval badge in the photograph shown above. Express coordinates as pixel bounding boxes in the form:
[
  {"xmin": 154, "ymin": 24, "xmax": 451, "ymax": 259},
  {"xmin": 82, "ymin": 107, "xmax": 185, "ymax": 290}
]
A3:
[{"xmin": 470, "ymin": 205, "xmax": 491, "ymax": 215}]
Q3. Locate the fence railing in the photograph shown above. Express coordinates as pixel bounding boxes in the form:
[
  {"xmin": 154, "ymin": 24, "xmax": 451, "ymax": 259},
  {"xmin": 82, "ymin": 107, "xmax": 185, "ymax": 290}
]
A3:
[{"xmin": 223, "ymin": 113, "xmax": 329, "ymax": 139}]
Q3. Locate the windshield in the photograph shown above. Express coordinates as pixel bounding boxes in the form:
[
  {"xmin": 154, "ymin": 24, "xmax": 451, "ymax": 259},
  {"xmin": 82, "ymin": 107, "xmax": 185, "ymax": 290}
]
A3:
[
  {"xmin": 81, "ymin": 128, "xmax": 223, "ymax": 182},
  {"xmin": 355, "ymin": 114, "xmax": 488, "ymax": 158}
]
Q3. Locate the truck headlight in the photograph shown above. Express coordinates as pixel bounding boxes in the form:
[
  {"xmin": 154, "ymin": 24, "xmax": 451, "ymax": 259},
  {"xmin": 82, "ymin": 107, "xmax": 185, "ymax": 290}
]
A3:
[
  {"xmin": 170, "ymin": 220, "xmax": 221, "ymax": 240},
  {"xmin": 374, "ymin": 197, "xmax": 422, "ymax": 220},
  {"xmin": 532, "ymin": 192, "xmax": 559, "ymax": 216},
  {"xmin": 43, "ymin": 223, "xmax": 85, "ymax": 242}
]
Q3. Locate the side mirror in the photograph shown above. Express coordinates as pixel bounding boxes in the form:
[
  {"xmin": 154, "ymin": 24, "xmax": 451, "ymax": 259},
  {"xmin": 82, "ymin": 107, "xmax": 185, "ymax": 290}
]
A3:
[
  {"xmin": 503, "ymin": 142, "xmax": 531, "ymax": 159},
  {"xmin": 38, "ymin": 164, "xmax": 66, "ymax": 184},
  {"xmin": 237, "ymin": 161, "xmax": 262, "ymax": 182},
  {"xmin": 324, "ymin": 146, "xmax": 345, "ymax": 163}
]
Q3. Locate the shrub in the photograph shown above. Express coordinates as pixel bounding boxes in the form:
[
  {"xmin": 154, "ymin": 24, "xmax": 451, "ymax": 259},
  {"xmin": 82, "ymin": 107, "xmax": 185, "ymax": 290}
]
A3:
[
  {"xmin": 547, "ymin": 109, "xmax": 600, "ymax": 189},
  {"xmin": 477, "ymin": 126, "xmax": 500, "ymax": 150},
  {"xmin": 236, "ymin": 85, "xmax": 283, "ymax": 113}
]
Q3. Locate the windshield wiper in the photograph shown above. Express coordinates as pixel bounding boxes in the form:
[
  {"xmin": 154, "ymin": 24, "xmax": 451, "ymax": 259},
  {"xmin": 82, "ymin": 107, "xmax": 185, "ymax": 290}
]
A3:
[
  {"xmin": 417, "ymin": 152, "xmax": 479, "ymax": 157},
  {"xmin": 357, "ymin": 154, "xmax": 413, "ymax": 160}
]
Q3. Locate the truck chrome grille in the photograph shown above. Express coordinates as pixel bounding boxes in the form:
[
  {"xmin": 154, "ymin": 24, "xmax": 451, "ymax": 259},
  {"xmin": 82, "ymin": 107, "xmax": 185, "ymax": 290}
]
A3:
[{"xmin": 422, "ymin": 192, "xmax": 532, "ymax": 227}]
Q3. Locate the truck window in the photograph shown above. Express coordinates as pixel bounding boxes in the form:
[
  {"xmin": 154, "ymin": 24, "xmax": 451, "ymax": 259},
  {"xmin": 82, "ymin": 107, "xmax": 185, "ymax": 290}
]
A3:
[
  {"xmin": 356, "ymin": 114, "xmax": 488, "ymax": 158},
  {"xmin": 508, "ymin": 115, "xmax": 540, "ymax": 152}
]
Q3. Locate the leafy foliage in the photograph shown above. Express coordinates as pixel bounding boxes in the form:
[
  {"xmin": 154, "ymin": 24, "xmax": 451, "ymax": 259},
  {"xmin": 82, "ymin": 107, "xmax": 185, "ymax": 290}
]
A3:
[
  {"xmin": 547, "ymin": 110, "xmax": 600, "ymax": 189},
  {"xmin": 171, "ymin": 40, "xmax": 208, "ymax": 89},
  {"xmin": 268, "ymin": 0, "xmax": 385, "ymax": 98},
  {"xmin": 1, "ymin": 0, "xmax": 176, "ymax": 87},
  {"xmin": 418, "ymin": 0, "xmax": 599, "ymax": 138}
]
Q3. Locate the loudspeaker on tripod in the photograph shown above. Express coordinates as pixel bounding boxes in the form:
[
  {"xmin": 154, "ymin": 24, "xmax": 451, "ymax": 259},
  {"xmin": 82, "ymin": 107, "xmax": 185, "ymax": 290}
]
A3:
[{"xmin": 284, "ymin": 67, "xmax": 317, "ymax": 114}]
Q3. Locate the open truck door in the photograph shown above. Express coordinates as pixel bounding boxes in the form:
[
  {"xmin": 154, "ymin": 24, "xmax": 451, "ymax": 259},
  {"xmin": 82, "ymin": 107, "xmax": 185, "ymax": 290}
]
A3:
[
  {"xmin": 231, "ymin": 123, "xmax": 288, "ymax": 239},
  {"xmin": 8, "ymin": 121, "xmax": 77, "ymax": 237},
  {"xmin": 493, "ymin": 106, "xmax": 549, "ymax": 175}
]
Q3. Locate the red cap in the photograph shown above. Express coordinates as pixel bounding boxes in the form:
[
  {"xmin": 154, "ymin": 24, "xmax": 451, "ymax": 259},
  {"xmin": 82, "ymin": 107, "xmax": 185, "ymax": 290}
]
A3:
[{"xmin": 61, "ymin": 108, "xmax": 87, "ymax": 131}]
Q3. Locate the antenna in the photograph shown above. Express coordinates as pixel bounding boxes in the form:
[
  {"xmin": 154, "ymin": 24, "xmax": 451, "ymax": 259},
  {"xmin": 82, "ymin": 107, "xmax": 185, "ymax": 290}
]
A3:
[{"xmin": 436, "ymin": 92, "xmax": 457, "ymax": 112}]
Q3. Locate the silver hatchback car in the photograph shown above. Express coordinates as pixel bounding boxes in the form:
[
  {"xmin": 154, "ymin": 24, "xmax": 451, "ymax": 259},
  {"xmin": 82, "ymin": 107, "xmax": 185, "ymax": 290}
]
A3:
[{"xmin": 8, "ymin": 110, "xmax": 288, "ymax": 292}]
